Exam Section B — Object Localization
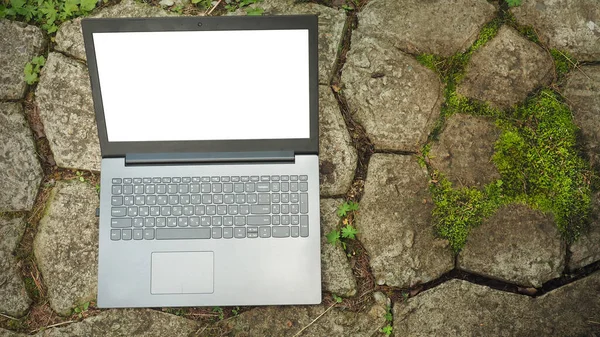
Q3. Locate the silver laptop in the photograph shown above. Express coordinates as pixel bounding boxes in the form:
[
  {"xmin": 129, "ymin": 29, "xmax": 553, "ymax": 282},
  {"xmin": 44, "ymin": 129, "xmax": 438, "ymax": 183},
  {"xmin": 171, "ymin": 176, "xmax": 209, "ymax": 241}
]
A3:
[{"xmin": 81, "ymin": 16, "xmax": 321, "ymax": 308}]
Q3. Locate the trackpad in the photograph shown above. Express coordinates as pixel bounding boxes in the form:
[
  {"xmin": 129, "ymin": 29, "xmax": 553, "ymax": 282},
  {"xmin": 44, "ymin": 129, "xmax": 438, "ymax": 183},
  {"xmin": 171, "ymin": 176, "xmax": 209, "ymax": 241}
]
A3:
[{"xmin": 151, "ymin": 252, "xmax": 214, "ymax": 294}]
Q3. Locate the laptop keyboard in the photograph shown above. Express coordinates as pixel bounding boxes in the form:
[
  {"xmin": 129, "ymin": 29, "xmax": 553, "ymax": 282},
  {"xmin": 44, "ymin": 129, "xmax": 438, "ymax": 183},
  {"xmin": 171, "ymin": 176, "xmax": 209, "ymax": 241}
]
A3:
[{"xmin": 109, "ymin": 175, "xmax": 309, "ymax": 241}]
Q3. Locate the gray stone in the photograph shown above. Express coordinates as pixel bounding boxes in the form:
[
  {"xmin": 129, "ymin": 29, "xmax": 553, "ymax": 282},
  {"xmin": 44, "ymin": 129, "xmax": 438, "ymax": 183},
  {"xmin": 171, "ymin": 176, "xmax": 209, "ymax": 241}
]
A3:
[
  {"xmin": 36, "ymin": 309, "xmax": 198, "ymax": 336},
  {"xmin": 358, "ymin": 0, "xmax": 496, "ymax": 57},
  {"xmin": 34, "ymin": 181, "xmax": 99, "ymax": 316},
  {"xmin": 458, "ymin": 204, "xmax": 564, "ymax": 288},
  {"xmin": 429, "ymin": 113, "xmax": 500, "ymax": 188},
  {"xmin": 319, "ymin": 86, "xmax": 357, "ymax": 196},
  {"xmin": 216, "ymin": 292, "xmax": 388, "ymax": 337},
  {"xmin": 0, "ymin": 103, "xmax": 43, "ymax": 212},
  {"xmin": 320, "ymin": 199, "xmax": 357, "ymax": 297},
  {"xmin": 356, "ymin": 154, "xmax": 453, "ymax": 288},
  {"xmin": 562, "ymin": 65, "xmax": 600, "ymax": 169},
  {"xmin": 458, "ymin": 26, "xmax": 554, "ymax": 109},
  {"xmin": 394, "ymin": 272, "xmax": 600, "ymax": 336},
  {"xmin": 0, "ymin": 20, "xmax": 45, "ymax": 99},
  {"xmin": 569, "ymin": 191, "xmax": 600, "ymax": 270},
  {"xmin": 36, "ymin": 52, "xmax": 101, "ymax": 171},
  {"xmin": 233, "ymin": 0, "xmax": 346, "ymax": 85},
  {"xmin": 158, "ymin": 0, "xmax": 189, "ymax": 7},
  {"xmin": 342, "ymin": 32, "xmax": 442, "ymax": 152},
  {"xmin": 0, "ymin": 216, "xmax": 31, "ymax": 317},
  {"xmin": 512, "ymin": 0, "xmax": 600, "ymax": 62},
  {"xmin": 0, "ymin": 328, "xmax": 27, "ymax": 337},
  {"xmin": 55, "ymin": 0, "xmax": 171, "ymax": 61}
]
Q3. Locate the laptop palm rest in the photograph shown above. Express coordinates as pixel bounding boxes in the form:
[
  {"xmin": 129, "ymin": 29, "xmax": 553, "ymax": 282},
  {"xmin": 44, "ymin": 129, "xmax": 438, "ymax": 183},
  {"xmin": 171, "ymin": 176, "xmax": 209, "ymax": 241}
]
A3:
[{"xmin": 151, "ymin": 252, "xmax": 214, "ymax": 294}]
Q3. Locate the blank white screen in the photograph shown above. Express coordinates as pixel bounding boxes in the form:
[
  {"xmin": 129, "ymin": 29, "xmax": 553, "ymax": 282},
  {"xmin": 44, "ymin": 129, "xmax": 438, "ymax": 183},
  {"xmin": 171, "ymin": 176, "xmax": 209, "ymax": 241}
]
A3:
[{"xmin": 92, "ymin": 30, "xmax": 310, "ymax": 142}]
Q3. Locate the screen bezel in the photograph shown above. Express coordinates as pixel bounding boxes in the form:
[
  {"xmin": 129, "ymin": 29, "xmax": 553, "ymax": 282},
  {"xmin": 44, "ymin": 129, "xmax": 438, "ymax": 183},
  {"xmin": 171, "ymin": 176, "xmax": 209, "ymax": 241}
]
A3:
[{"xmin": 81, "ymin": 16, "xmax": 319, "ymax": 157}]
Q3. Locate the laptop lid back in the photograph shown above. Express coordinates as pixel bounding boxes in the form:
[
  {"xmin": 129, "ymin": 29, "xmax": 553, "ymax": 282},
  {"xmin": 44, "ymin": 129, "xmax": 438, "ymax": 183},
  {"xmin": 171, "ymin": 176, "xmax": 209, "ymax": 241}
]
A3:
[{"xmin": 82, "ymin": 16, "xmax": 319, "ymax": 158}]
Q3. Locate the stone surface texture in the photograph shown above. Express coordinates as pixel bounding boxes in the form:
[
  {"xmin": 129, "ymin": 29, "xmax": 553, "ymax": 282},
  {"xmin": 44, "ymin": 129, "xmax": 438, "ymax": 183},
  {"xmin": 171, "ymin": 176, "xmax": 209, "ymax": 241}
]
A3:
[
  {"xmin": 0, "ymin": 102, "xmax": 43, "ymax": 212},
  {"xmin": 569, "ymin": 191, "xmax": 600, "ymax": 270},
  {"xmin": 562, "ymin": 65, "xmax": 600, "ymax": 169},
  {"xmin": 357, "ymin": 0, "xmax": 496, "ymax": 57},
  {"xmin": 394, "ymin": 272, "xmax": 600, "ymax": 336},
  {"xmin": 34, "ymin": 181, "xmax": 99, "ymax": 315},
  {"xmin": 459, "ymin": 204, "xmax": 564, "ymax": 288},
  {"xmin": 429, "ymin": 113, "xmax": 500, "ymax": 188},
  {"xmin": 55, "ymin": 0, "xmax": 171, "ymax": 61},
  {"xmin": 36, "ymin": 309, "xmax": 198, "ymax": 336},
  {"xmin": 356, "ymin": 154, "xmax": 453, "ymax": 287},
  {"xmin": 234, "ymin": 0, "xmax": 345, "ymax": 84},
  {"xmin": 215, "ymin": 292, "xmax": 388, "ymax": 337},
  {"xmin": 0, "ymin": 20, "xmax": 45, "ymax": 99},
  {"xmin": 0, "ymin": 216, "xmax": 31, "ymax": 317},
  {"xmin": 35, "ymin": 52, "xmax": 101, "ymax": 171},
  {"xmin": 512, "ymin": 0, "xmax": 600, "ymax": 61},
  {"xmin": 342, "ymin": 31, "xmax": 442, "ymax": 152},
  {"xmin": 319, "ymin": 86, "xmax": 357, "ymax": 196},
  {"xmin": 320, "ymin": 199, "xmax": 357, "ymax": 297},
  {"xmin": 458, "ymin": 26, "xmax": 554, "ymax": 109}
]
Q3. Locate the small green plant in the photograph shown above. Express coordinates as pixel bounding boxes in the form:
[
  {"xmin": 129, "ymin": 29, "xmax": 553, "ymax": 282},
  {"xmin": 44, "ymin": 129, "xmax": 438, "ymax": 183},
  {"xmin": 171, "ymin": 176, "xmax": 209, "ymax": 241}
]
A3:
[
  {"xmin": 341, "ymin": 224, "xmax": 358, "ymax": 239},
  {"xmin": 191, "ymin": 0, "xmax": 212, "ymax": 9},
  {"xmin": 550, "ymin": 49, "xmax": 577, "ymax": 82},
  {"xmin": 95, "ymin": 183, "xmax": 100, "ymax": 193},
  {"xmin": 213, "ymin": 306, "xmax": 224, "ymax": 320},
  {"xmin": 337, "ymin": 201, "xmax": 359, "ymax": 217},
  {"xmin": 332, "ymin": 294, "xmax": 343, "ymax": 303},
  {"xmin": 75, "ymin": 171, "xmax": 85, "ymax": 182},
  {"xmin": 1, "ymin": 0, "xmax": 98, "ymax": 33},
  {"xmin": 380, "ymin": 305, "xmax": 393, "ymax": 335},
  {"xmin": 231, "ymin": 306, "xmax": 240, "ymax": 316},
  {"xmin": 327, "ymin": 201, "xmax": 359, "ymax": 249},
  {"xmin": 73, "ymin": 301, "xmax": 90, "ymax": 318},
  {"xmin": 326, "ymin": 229, "xmax": 341, "ymax": 246},
  {"xmin": 224, "ymin": 0, "xmax": 261, "ymax": 12},
  {"xmin": 24, "ymin": 55, "xmax": 45, "ymax": 85},
  {"xmin": 506, "ymin": 0, "xmax": 522, "ymax": 7}
]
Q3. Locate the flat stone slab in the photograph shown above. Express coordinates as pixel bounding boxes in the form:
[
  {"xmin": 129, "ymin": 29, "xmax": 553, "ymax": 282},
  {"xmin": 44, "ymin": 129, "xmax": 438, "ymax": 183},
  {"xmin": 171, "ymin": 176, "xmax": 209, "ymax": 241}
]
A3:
[
  {"xmin": 36, "ymin": 52, "xmax": 101, "ymax": 171},
  {"xmin": 34, "ymin": 181, "xmax": 99, "ymax": 316},
  {"xmin": 569, "ymin": 191, "xmax": 600, "ymax": 270},
  {"xmin": 356, "ymin": 154, "xmax": 453, "ymax": 288},
  {"xmin": 320, "ymin": 199, "xmax": 357, "ymax": 297},
  {"xmin": 562, "ymin": 65, "xmax": 600, "ymax": 169},
  {"xmin": 459, "ymin": 204, "xmax": 564, "ymax": 288},
  {"xmin": 0, "ymin": 102, "xmax": 43, "ymax": 212},
  {"xmin": 0, "ymin": 20, "xmax": 45, "ymax": 99},
  {"xmin": 0, "ymin": 215, "xmax": 31, "ymax": 317},
  {"xmin": 429, "ymin": 113, "xmax": 500, "ymax": 188},
  {"xmin": 458, "ymin": 26, "xmax": 554, "ymax": 109},
  {"xmin": 215, "ymin": 292, "xmax": 388, "ymax": 336},
  {"xmin": 36, "ymin": 309, "xmax": 198, "ymax": 336},
  {"xmin": 358, "ymin": 0, "xmax": 496, "ymax": 57},
  {"xmin": 55, "ymin": 0, "xmax": 171, "ymax": 61},
  {"xmin": 394, "ymin": 272, "xmax": 600, "ymax": 336},
  {"xmin": 512, "ymin": 0, "xmax": 600, "ymax": 62},
  {"xmin": 234, "ymin": 0, "xmax": 345, "ymax": 85},
  {"xmin": 319, "ymin": 86, "xmax": 357, "ymax": 196},
  {"xmin": 342, "ymin": 32, "xmax": 442, "ymax": 152}
]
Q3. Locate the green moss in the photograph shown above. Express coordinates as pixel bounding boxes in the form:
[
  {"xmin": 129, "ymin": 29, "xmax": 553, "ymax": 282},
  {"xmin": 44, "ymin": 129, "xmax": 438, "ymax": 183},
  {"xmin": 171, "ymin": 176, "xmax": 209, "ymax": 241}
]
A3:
[
  {"xmin": 24, "ymin": 276, "xmax": 40, "ymax": 301},
  {"xmin": 493, "ymin": 89, "xmax": 592, "ymax": 241},
  {"xmin": 550, "ymin": 49, "xmax": 576, "ymax": 82},
  {"xmin": 430, "ymin": 173, "xmax": 508, "ymax": 252},
  {"xmin": 470, "ymin": 19, "xmax": 502, "ymax": 53}
]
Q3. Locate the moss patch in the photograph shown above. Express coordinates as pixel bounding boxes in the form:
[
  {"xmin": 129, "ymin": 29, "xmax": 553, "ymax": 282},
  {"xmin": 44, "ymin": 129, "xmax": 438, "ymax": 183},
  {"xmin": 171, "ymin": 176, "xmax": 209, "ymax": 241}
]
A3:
[{"xmin": 550, "ymin": 49, "xmax": 577, "ymax": 83}]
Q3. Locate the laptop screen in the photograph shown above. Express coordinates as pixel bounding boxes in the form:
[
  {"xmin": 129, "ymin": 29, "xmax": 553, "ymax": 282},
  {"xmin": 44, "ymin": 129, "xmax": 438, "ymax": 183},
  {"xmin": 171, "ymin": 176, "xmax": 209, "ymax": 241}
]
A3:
[{"xmin": 92, "ymin": 30, "xmax": 310, "ymax": 142}]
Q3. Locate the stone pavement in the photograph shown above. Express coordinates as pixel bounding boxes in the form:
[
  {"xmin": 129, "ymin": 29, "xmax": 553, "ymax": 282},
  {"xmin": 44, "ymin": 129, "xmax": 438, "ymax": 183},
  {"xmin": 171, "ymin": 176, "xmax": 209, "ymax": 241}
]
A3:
[{"xmin": 1, "ymin": 0, "xmax": 599, "ymax": 336}]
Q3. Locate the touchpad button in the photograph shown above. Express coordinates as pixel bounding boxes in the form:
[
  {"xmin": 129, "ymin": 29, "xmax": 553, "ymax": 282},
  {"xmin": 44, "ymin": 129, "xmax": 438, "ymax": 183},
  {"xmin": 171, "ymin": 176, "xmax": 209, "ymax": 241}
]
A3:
[{"xmin": 151, "ymin": 252, "xmax": 214, "ymax": 294}]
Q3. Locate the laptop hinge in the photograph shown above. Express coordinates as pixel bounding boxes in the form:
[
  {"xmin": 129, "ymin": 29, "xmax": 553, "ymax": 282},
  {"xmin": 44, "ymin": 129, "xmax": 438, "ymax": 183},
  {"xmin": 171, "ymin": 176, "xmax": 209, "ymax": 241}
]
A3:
[{"xmin": 125, "ymin": 151, "xmax": 295, "ymax": 165}]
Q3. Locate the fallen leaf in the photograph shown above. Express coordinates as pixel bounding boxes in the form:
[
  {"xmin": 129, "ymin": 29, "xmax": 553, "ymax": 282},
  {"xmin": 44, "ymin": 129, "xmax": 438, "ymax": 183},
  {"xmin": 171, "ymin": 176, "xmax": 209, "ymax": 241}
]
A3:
[
  {"xmin": 286, "ymin": 320, "xmax": 293, "ymax": 328},
  {"xmin": 332, "ymin": 84, "xmax": 342, "ymax": 93}
]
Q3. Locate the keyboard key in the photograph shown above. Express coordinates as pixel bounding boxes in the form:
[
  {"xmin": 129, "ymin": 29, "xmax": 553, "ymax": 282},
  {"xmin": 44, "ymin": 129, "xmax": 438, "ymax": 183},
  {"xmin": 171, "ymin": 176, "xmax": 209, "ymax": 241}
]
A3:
[
  {"xmin": 213, "ymin": 194, "xmax": 223, "ymax": 204},
  {"xmin": 248, "ymin": 226, "xmax": 258, "ymax": 234},
  {"xmin": 234, "ymin": 216, "xmax": 246, "ymax": 226},
  {"xmin": 281, "ymin": 183, "xmax": 289, "ymax": 192},
  {"xmin": 179, "ymin": 184, "xmax": 189, "ymax": 194},
  {"xmin": 223, "ymin": 183, "xmax": 233, "ymax": 193},
  {"xmin": 139, "ymin": 206, "xmax": 149, "ymax": 216},
  {"xmin": 290, "ymin": 182, "xmax": 299, "ymax": 192},
  {"xmin": 143, "ymin": 177, "xmax": 151, "ymax": 183},
  {"xmin": 259, "ymin": 227, "xmax": 271, "ymax": 238},
  {"xmin": 157, "ymin": 184, "xmax": 166, "ymax": 194},
  {"xmin": 133, "ymin": 218, "xmax": 144, "ymax": 227},
  {"xmin": 272, "ymin": 194, "xmax": 280, "ymax": 203},
  {"xmin": 133, "ymin": 229, "xmax": 143, "ymax": 240},
  {"xmin": 195, "ymin": 205, "xmax": 205, "ymax": 215},
  {"xmin": 224, "ymin": 194, "xmax": 234, "ymax": 204},
  {"xmin": 172, "ymin": 177, "xmax": 181, "ymax": 183},
  {"xmin": 281, "ymin": 204, "xmax": 290, "ymax": 214},
  {"xmin": 223, "ymin": 227, "xmax": 233, "ymax": 238},
  {"xmin": 190, "ymin": 217, "xmax": 200, "ymax": 227},
  {"xmin": 240, "ymin": 205, "xmax": 250, "ymax": 215},
  {"xmin": 292, "ymin": 215, "xmax": 299, "ymax": 225},
  {"xmin": 241, "ymin": 176, "xmax": 249, "ymax": 182},
  {"xmin": 234, "ymin": 183, "xmax": 244, "ymax": 193},
  {"xmin": 248, "ymin": 215, "xmax": 271, "ymax": 225},
  {"xmin": 133, "ymin": 178, "xmax": 142, "ymax": 184},
  {"xmin": 291, "ymin": 226, "xmax": 299, "ymax": 237},
  {"xmin": 168, "ymin": 184, "xmax": 178, "ymax": 194},
  {"xmin": 272, "ymin": 226, "xmax": 290, "ymax": 238},
  {"xmin": 112, "ymin": 185, "xmax": 122, "ymax": 195},
  {"xmin": 183, "ymin": 206, "xmax": 194, "ymax": 215},
  {"xmin": 211, "ymin": 176, "xmax": 220, "ymax": 182},
  {"xmin": 123, "ymin": 178, "xmax": 132, "ymax": 184},
  {"xmin": 162, "ymin": 177, "xmax": 171, "ymax": 183},
  {"xmin": 212, "ymin": 183, "xmax": 222, "ymax": 193},
  {"xmin": 146, "ymin": 195, "xmax": 157, "ymax": 205},
  {"xmin": 124, "ymin": 196, "xmax": 134, "ymax": 205},
  {"xmin": 234, "ymin": 227, "xmax": 246, "ymax": 238},
  {"xmin": 161, "ymin": 206, "xmax": 171, "ymax": 216},
  {"xmin": 290, "ymin": 193, "xmax": 299, "ymax": 203},
  {"xmin": 157, "ymin": 195, "xmax": 167, "ymax": 205},
  {"xmin": 300, "ymin": 175, "xmax": 308, "ymax": 181},
  {"xmin": 221, "ymin": 176, "xmax": 230, "ymax": 182},
  {"xmin": 291, "ymin": 175, "xmax": 298, "ymax": 181},
  {"xmin": 201, "ymin": 183, "xmax": 211, "ymax": 193},
  {"xmin": 112, "ymin": 178, "xmax": 122, "ymax": 184},
  {"xmin": 245, "ymin": 183, "xmax": 255, "ymax": 192},
  {"xmin": 271, "ymin": 182, "xmax": 280, "ymax": 192},
  {"xmin": 134, "ymin": 185, "xmax": 144, "ymax": 194},
  {"xmin": 299, "ymin": 182, "xmax": 308, "ymax": 192},
  {"xmin": 256, "ymin": 182, "xmax": 270, "ymax": 192},
  {"xmin": 111, "ymin": 196, "xmax": 123, "ymax": 206},
  {"xmin": 247, "ymin": 194, "xmax": 257, "ymax": 204},
  {"xmin": 212, "ymin": 216, "xmax": 222, "ymax": 226},
  {"xmin": 271, "ymin": 175, "xmax": 280, "ymax": 181},
  {"xmin": 300, "ymin": 215, "xmax": 309, "ymax": 237},
  {"xmin": 224, "ymin": 216, "xmax": 233, "ymax": 226},
  {"xmin": 201, "ymin": 216, "xmax": 211, "ymax": 226},
  {"xmin": 258, "ymin": 194, "xmax": 270, "ymax": 204},
  {"xmin": 281, "ymin": 175, "xmax": 289, "ymax": 181},
  {"xmin": 122, "ymin": 229, "xmax": 132, "ymax": 240},
  {"xmin": 236, "ymin": 194, "xmax": 246, "ymax": 204},
  {"xmin": 282, "ymin": 215, "xmax": 290, "ymax": 225},
  {"xmin": 111, "ymin": 218, "xmax": 131, "ymax": 228},
  {"xmin": 190, "ymin": 184, "xmax": 200, "ymax": 193},
  {"xmin": 180, "ymin": 195, "xmax": 190, "ymax": 205},
  {"xmin": 250, "ymin": 176, "xmax": 259, "ymax": 182},
  {"xmin": 228, "ymin": 205, "xmax": 239, "ymax": 215},
  {"xmin": 231, "ymin": 176, "xmax": 240, "ymax": 182},
  {"xmin": 201, "ymin": 176, "xmax": 210, "ymax": 182},
  {"xmin": 111, "ymin": 229, "xmax": 120, "ymax": 240},
  {"xmin": 202, "ymin": 195, "xmax": 212, "ymax": 204},
  {"xmin": 206, "ymin": 205, "xmax": 216, "ymax": 215},
  {"xmin": 135, "ymin": 196, "xmax": 145, "ymax": 205},
  {"xmin": 172, "ymin": 206, "xmax": 182, "ymax": 216},
  {"xmin": 182, "ymin": 177, "xmax": 191, "ymax": 183},
  {"xmin": 300, "ymin": 194, "xmax": 308, "ymax": 213},
  {"xmin": 261, "ymin": 175, "xmax": 270, "ymax": 181},
  {"xmin": 145, "ymin": 184, "xmax": 155, "ymax": 194},
  {"xmin": 191, "ymin": 194, "xmax": 202, "ymax": 204},
  {"xmin": 144, "ymin": 228, "xmax": 155, "ymax": 240},
  {"xmin": 156, "ymin": 218, "xmax": 166, "ymax": 227},
  {"xmin": 272, "ymin": 215, "xmax": 280, "ymax": 225},
  {"xmin": 178, "ymin": 217, "xmax": 188, "ymax": 227},
  {"xmin": 123, "ymin": 185, "xmax": 133, "ymax": 195},
  {"xmin": 217, "ymin": 205, "xmax": 227, "ymax": 215},
  {"xmin": 156, "ymin": 228, "xmax": 211, "ymax": 239},
  {"xmin": 167, "ymin": 217, "xmax": 177, "ymax": 227},
  {"xmin": 169, "ymin": 195, "xmax": 179, "ymax": 205},
  {"xmin": 153, "ymin": 177, "xmax": 161, "ymax": 183},
  {"xmin": 251, "ymin": 205, "xmax": 270, "ymax": 214},
  {"xmin": 291, "ymin": 204, "xmax": 299, "ymax": 214},
  {"xmin": 212, "ymin": 227, "xmax": 222, "ymax": 239}
]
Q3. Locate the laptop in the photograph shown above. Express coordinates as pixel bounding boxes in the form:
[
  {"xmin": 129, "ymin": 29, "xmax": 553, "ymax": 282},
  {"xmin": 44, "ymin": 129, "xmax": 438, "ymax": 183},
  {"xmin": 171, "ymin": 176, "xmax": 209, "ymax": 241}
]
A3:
[{"xmin": 81, "ymin": 15, "xmax": 321, "ymax": 308}]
